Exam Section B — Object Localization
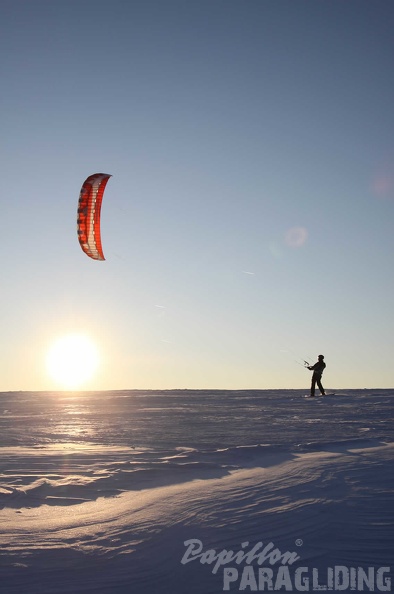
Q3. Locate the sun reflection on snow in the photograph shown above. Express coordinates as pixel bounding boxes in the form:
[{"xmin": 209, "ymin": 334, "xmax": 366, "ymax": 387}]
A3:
[{"xmin": 51, "ymin": 403, "xmax": 96, "ymax": 441}]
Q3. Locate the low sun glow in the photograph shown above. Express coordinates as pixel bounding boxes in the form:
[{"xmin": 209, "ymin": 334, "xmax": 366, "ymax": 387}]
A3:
[{"xmin": 46, "ymin": 334, "xmax": 99, "ymax": 389}]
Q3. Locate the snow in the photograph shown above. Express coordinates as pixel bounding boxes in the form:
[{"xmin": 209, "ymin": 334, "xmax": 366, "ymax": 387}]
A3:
[{"xmin": 0, "ymin": 390, "xmax": 393, "ymax": 593}]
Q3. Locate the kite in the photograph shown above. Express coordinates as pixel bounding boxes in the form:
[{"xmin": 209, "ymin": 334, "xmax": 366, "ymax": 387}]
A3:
[{"xmin": 77, "ymin": 173, "xmax": 111, "ymax": 260}]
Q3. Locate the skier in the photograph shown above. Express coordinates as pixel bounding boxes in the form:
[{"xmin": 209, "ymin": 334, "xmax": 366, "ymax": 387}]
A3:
[{"xmin": 307, "ymin": 355, "xmax": 326, "ymax": 397}]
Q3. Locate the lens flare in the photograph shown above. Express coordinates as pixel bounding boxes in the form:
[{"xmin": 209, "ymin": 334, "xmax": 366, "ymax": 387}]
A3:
[{"xmin": 285, "ymin": 227, "xmax": 308, "ymax": 248}]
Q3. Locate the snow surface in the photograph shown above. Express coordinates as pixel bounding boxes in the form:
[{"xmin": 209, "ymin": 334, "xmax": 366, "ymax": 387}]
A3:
[{"xmin": 0, "ymin": 390, "xmax": 393, "ymax": 593}]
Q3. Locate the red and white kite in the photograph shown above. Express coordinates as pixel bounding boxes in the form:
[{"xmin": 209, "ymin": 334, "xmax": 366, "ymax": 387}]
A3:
[{"xmin": 77, "ymin": 173, "xmax": 111, "ymax": 260}]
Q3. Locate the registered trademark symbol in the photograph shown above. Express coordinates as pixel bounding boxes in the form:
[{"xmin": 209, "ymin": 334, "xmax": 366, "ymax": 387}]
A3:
[{"xmin": 295, "ymin": 539, "xmax": 303, "ymax": 547}]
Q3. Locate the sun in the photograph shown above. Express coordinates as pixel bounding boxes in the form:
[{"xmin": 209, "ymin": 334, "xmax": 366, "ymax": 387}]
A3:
[{"xmin": 46, "ymin": 334, "xmax": 99, "ymax": 389}]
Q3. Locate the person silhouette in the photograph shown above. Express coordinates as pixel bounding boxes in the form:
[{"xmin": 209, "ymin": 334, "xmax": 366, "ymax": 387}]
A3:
[{"xmin": 307, "ymin": 355, "xmax": 326, "ymax": 397}]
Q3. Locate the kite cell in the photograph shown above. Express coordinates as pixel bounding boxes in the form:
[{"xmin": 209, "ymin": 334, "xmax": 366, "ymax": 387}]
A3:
[{"xmin": 77, "ymin": 173, "xmax": 111, "ymax": 260}]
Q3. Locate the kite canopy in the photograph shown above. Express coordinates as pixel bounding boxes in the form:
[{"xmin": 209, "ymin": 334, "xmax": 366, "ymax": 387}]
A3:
[{"xmin": 77, "ymin": 173, "xmax": 111, "ymax": 260}]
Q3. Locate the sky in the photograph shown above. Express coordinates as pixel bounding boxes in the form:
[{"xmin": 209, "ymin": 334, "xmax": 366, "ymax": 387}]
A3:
[{"xmin": 1, "ymin": 0, "xmax": 393, "ymax": 391}]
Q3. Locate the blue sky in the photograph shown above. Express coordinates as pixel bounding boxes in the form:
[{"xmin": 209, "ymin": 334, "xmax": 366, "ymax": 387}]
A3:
[{"xmin": 1, "ymin": 0, "xmax": 393, "ymax": 390}]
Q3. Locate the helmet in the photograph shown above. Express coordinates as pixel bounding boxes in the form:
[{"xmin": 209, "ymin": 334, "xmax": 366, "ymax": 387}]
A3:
[{"xmin": 318, "ymin": 355, "xmax": 324, "ymax": 360}]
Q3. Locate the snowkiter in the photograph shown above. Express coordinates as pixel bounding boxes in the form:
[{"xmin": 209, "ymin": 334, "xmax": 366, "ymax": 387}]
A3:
[{"xmin": 307, "ymin": 355, "xmax": 326, "ymax": 397}]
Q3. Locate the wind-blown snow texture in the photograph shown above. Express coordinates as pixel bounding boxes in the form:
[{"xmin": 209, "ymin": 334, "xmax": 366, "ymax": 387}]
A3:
[{"xmin": 0, "ymin": 390, "xmax": 393, "ymax": 594}]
